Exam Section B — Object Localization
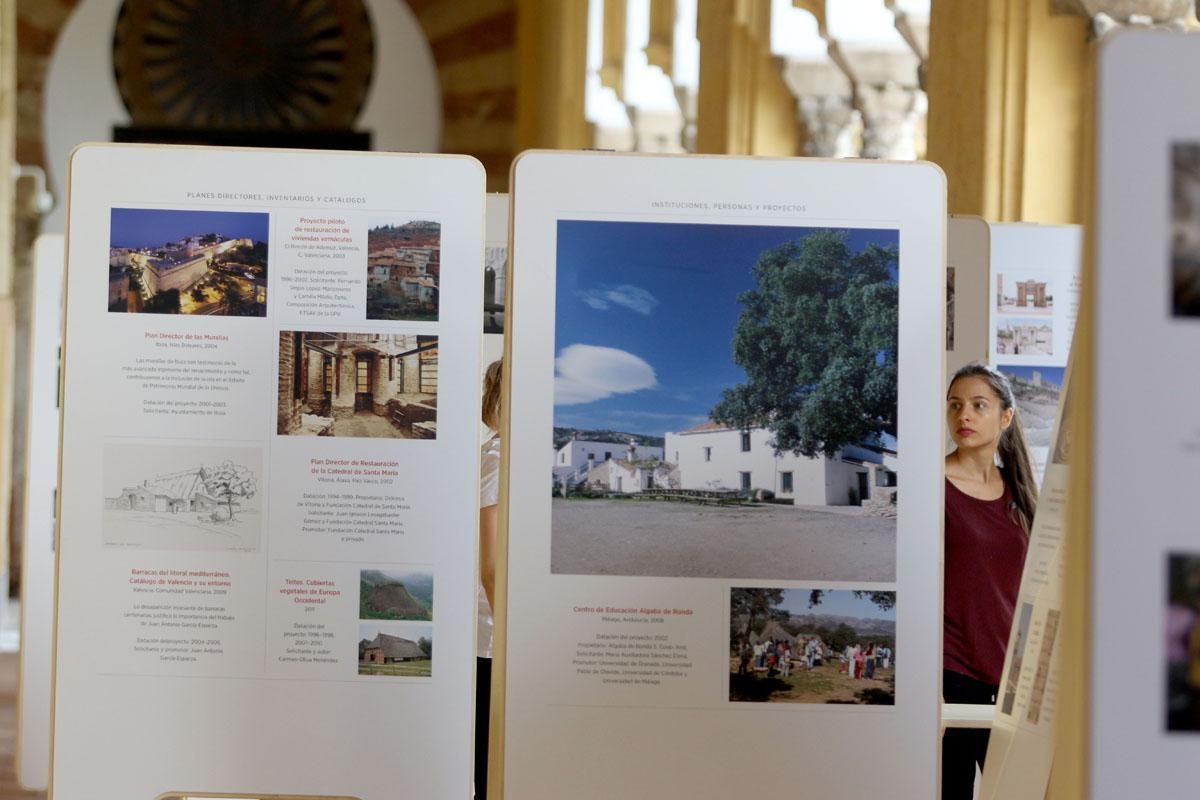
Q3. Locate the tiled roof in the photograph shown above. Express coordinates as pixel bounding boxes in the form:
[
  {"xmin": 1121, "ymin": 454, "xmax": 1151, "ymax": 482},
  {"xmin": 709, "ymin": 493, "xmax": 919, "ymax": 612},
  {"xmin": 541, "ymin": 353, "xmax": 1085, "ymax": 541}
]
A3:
[{"xmin": 679, "ymin": 421, "xmax": 729, "ymax": 434}]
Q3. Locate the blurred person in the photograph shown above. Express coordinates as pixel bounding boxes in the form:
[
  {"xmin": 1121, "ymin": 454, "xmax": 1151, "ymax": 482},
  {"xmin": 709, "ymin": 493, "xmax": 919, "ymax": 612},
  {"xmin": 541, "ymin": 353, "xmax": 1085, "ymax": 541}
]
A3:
[{"xmin": 942, "ymin": 363, "xmax": 1038, "ymax": 799}]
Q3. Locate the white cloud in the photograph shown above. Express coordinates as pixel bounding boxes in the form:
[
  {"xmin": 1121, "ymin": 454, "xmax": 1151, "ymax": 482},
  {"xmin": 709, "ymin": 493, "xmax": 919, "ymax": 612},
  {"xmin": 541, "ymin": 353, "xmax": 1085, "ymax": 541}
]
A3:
[
  {"xmin": 554, "ymin": 344, "xmax": 658, "ymax": 406},
  {"xmin": 576, "ymin": 284, "xmax": 659, "ymax": 315},
  {"xmin": 582, "ymin": 295, "xmax": 610, "ymax": 310}
]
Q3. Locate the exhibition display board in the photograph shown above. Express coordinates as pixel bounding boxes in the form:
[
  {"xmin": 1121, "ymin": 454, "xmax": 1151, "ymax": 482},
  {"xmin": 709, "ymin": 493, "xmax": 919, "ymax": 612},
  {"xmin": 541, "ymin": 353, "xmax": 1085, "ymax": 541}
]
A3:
[
  {"xmin": 979, "ymin": 363, "xmax": 1073, "ymax": 800},
  {"xmin": 502, "ymin": 151, "xmax": 945, "ymax": 798},
  {"xmin": 18, "ymin": 234, "xmax": 64, "ymax": 791},
  {"xmin": 987, "ymin": 224, "xmax": 1082, "ymax": 482},
  {"xmin": 53, "ymin": 144, "xmax": 484, "ymax": 799},
  {"xmin": 1090, "ymin": 29, "xmax": 1200, "ymax": 798},
  {"xmin": 946, "ymin": 216, "xmax": 990, "ymax": 374}
]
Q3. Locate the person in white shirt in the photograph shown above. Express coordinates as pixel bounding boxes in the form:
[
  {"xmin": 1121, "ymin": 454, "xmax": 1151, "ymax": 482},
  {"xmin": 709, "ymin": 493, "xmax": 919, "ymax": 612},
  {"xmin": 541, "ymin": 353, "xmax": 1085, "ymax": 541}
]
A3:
[{"xmin": 476, "ymin": 359, "xmax": 502, "ymax": 799}]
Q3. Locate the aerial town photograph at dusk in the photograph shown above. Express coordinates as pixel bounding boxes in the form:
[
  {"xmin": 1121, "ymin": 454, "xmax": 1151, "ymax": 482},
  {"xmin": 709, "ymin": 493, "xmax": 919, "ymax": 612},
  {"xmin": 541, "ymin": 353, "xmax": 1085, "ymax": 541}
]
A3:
[
  {"xmin": 109, "ymin": 208, "xmax": 269, "ymax": 316},
  {"xmin": 366, "ymin": 218, "xmax": 440, "ymax": 321}
]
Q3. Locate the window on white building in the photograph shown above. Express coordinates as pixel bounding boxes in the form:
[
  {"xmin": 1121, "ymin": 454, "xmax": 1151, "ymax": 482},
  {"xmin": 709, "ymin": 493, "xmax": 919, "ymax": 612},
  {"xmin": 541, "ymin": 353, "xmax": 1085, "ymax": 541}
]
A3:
[
  {"xmin": 740, "ymin": 471, "xmax": 751, "ymax": 492},
  {"xmin": 704, "ymin": 447, "xmax": 712, "ymax": 462},
  {"xmin": 605, "ymin": 451, "xmax": 612, "ymax": 460},
  {"xmin": 781, "ymin": 472, "xmax": 793, "ymax": 493},
  {"xmin": 588, "ymin": 452, "xmax": 596, "ymax": 460},
  {"xmin": 741, "ymin": 431, "xmax": 751, "ymax": 452}
]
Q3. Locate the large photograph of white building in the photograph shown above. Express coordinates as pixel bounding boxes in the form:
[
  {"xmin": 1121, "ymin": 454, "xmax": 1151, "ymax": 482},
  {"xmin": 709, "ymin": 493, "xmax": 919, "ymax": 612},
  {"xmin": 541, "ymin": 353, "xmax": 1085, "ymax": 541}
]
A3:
[{"xmin": 550, "ymin": 221, "xmax": 899, "ymax": 581}]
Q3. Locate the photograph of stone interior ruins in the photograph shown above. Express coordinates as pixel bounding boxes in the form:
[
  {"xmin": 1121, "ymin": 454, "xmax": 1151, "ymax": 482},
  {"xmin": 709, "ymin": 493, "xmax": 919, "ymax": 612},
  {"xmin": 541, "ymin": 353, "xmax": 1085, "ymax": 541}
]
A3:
[
  {"xmin": 0, "ymin": 0, "xmax": 1160, "ymax": 798},
  {"xmin": 277, "ymin": 332, "xmax": 438, "ymax": 439}
]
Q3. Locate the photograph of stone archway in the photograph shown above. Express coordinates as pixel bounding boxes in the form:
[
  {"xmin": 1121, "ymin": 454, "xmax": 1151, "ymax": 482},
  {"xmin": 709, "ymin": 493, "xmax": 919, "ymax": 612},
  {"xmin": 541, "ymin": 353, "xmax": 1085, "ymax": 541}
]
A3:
[{"xmin": 277, "ymin": 331, "xmax": 438, "ymax": 439}]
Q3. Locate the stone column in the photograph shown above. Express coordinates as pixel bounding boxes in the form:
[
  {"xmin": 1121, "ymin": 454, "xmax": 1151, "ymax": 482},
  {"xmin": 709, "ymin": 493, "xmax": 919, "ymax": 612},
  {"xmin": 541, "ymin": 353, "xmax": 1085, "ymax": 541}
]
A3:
[
  {"xmin": 696, "ymin": 0, "xmax": 799, "ymax": 155},
  {"xmin": 516, "ymin": 0, "xmax": 591, "ymax": 151},
  {"xmin": 599, "ymin": 0, "xmax": 628, "ymax": 98},
  {"xmin": 926, "ymin": 0, "xmax": 1092, "ymax": 223}
]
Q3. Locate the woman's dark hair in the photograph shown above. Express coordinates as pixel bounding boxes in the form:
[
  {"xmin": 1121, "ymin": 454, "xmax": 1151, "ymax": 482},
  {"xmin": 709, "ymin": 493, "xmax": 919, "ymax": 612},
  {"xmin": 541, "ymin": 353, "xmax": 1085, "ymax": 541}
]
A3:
[
  {"xmin": 482, "ymin": 359, "xmax": 503, "ymax": 430},
  {"xmin": 947, "ymin": 362, "xmax": 1039, "ymax": 534}
]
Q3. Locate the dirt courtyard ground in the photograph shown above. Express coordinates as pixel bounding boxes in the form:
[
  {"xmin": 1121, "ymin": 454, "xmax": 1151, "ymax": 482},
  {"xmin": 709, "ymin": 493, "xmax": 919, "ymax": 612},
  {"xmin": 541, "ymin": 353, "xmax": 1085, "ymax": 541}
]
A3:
[
  {"xmin": 551, "ymin": 498, "xmax": 895, "ymax": 581},
  {"xmin": 729, "ymin": 657, "xmax": 895, "ymax": 704}
]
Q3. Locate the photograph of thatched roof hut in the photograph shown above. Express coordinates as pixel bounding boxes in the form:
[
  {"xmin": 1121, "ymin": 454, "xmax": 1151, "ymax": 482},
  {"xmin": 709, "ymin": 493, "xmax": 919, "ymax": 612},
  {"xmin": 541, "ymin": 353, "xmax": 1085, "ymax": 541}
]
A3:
[{"xmin": 358, "ymin": 623, "xmax": 432, "ymax": 677}]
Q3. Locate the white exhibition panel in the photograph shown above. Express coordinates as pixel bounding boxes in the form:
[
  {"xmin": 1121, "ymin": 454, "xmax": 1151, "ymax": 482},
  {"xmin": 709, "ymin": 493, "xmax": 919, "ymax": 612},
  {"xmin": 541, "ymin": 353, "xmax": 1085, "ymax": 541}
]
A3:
[
  {"xmin": 988, "ymin": 223, "xmax": 1081, "ymax": 482},
  {"xmin": 979, "ymin": 369, "xmax": 1071, "ymax": 800},
  {"xmin": 504, "ymin": 152, "xmax": 945, "ymax": 799},
  {"xmin": 54, "ymin": 144, "xmax": 483, "ymax": 799},
  {"xmin": 946, "ymin": 216, "xmax": 990, "ymax": 373},
  {"xmin": 1092, "ymin": 30, "xmax": 1200, "ymax": 798},
  {"xmin": 18, "ymin": 234, "xmax": 65, "ymax": 791}
]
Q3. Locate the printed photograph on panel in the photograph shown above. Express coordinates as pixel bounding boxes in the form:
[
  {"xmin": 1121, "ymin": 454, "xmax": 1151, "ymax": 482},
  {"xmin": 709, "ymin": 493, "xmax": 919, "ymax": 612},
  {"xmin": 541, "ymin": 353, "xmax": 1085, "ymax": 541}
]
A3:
[
  {"xmin": 995, "ymin": 272, "xmax": 1053, "ymax": 316},
  {"xmin": 365, "ymin": 218, "xmax": 440, "ymax": 321},
  {"xmin": 358, "ymin": 622, "xmax": 432, "ymax": 677},
  {"xmin": 109, "ymin": 208, "xmax": 268, "ymax": 316},
  {"xmin": 551, "ymin": 222, "xmax": 899, "ymax": 582},
  {"xmin": 102, "ymin": 443, "xmax": 262, "ymax": 551},
  {"xmin": 728, "ymin": 588, "xmax": 895, "ymax": 705},
  {"xmin": 1166, "ymin": 553, "xmax": 1200, "ymax": 731},
  {"xmin": 484, "ymin": 243, "xmax": 506, "ymax": 333},
  {"xmin": 1001, "ymin": 602, "xmax": 1034, "ymax": 715},
  {"xmin": 359, "ymin": 569, "xmax": 433, "ymax": 621},
  {"xmin": 946, "ymin": 266, "xmax": 956, "ymax": 351},
  {"xmin": 996, "ymin": 365, "xmax": 1064, "ymax": 455},
  {"xmin": 277, "ymin": 332, "xmax": 438, "ymax": 439},
  {"xmin": 1172, "ymin": 143, "xmax": 1200, "ymax": 316},
  {"xmin": 995, "ymin": 318, "xmax": 1053, "ymax": 357}
]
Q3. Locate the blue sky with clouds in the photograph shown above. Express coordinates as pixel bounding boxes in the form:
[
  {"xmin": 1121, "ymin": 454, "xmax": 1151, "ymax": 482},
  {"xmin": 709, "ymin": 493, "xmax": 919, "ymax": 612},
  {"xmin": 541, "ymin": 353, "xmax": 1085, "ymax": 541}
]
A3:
[
  {"xmin": 554, "ymin": 220, "xmax": 899, "ymax": 436},
  {"xmin": 773, "ymin": 588, "xmax": 896, "ymax": 621},
  {"xmin": 110, "ymin": 208, "xmax": 269, "ymax": 249}
]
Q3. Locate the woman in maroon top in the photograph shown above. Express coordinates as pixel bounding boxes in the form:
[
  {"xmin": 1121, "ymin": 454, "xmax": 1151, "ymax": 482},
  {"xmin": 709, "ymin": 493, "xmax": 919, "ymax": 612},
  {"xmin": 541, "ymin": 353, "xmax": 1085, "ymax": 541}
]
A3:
[{"xmin": 943, "ymin": 363, "xmax": 1038, "ymax": 799}]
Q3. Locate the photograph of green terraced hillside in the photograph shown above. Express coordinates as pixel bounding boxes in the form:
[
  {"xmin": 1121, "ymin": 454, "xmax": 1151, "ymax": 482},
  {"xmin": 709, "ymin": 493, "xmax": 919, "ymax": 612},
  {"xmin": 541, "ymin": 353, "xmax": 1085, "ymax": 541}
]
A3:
[{"xmin": 359, "ymin": 569, "xmax": 433, "ymax": 621}]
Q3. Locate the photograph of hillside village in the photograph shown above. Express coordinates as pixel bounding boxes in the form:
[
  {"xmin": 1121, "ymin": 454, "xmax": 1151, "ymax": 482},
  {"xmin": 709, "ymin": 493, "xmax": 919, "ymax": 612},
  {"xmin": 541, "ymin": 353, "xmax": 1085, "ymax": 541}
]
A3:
[
  {"xmin": 277, "ymin": 332, "xmax": 438, "ymax": 439},
  {"xmin": 101, "ymin": 444, "xmax": 261, "ymax": 551},
  {"xmin": 551, "ymin": 221, "xmax": 900, "ymax": 582},
  {"xmin": 997, "ymin": 364, "xmax": 1064, "ymax": 477},
  {"xmin": 109, "ymin": 208, "xmax": 268, "ymax": 316},
  {"xmin": 728, "ymin": 588, "xmax": 896, "ymax": 705},
  {"xmin": 366, "ymin": 218, "xmax": 440, "ymax": 321}
]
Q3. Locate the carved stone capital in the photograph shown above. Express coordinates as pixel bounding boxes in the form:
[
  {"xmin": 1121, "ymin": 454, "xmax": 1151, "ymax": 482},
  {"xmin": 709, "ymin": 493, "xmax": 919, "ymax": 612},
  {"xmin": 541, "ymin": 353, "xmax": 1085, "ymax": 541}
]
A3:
[
  {"xmin": 1054, "ymin": 0, "xmax": 1195, "ymax": 34},
  {"xmin": 858, "ymin": 82, "xmax": 920, "ymax": 161},
  {"xmin": 797, "ymin": 94, "xmax": 858, "ymax": 158}
]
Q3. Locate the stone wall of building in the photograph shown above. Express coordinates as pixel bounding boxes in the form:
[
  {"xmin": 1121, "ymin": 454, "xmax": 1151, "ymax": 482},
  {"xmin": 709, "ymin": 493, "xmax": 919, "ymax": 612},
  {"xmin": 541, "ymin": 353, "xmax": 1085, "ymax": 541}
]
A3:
[{"xmin": 277, "ymin": 332, "xmax": 296, "ymax": 434}]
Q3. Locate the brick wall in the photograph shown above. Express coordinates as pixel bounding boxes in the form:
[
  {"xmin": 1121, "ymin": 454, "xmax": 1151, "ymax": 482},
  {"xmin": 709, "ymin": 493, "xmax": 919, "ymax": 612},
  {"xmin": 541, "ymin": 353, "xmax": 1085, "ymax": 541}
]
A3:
[
  {"xmin": 277, "ymin": 332, "xmax": 295, "ymax": 434},
  {"xmin": 16, "ymin": 0, "xmax": 519, "ymax": 190}
]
